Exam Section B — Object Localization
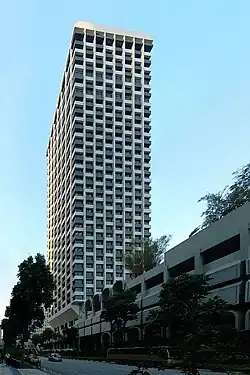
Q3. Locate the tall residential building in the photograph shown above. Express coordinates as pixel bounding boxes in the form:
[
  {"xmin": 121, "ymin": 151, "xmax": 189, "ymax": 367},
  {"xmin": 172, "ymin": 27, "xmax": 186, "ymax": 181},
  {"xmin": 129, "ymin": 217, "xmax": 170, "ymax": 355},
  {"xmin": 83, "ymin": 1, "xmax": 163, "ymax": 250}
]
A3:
[{"xmin": 47, "ymin": 22, "xmax": 152, "ymax": 328}]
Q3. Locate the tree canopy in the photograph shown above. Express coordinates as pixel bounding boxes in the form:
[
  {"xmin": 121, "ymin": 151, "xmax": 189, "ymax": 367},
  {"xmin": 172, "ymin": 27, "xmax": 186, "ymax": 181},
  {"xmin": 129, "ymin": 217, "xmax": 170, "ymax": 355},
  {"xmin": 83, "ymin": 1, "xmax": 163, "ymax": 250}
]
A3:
[
  {"xmin": 63, "ymin": 327, "xmax": 78, "ymax": 348},
  {"xmin": 125, "ymin": 235, "xmax": 171, "ymax": 277},
  {"xmin": 1, "ymin": 318, "xmax": 18, "ymax": 347},
  {"xmin": 149, "ymin": 273, "xmax": 238, "ymax": 374},
  {"xmin": 31, "ymin": 333, "xmax": 43, "ymax": 346},
  {"xmin": 198, "ymin": 162, "xmax": 250, "ymax": 228},
  {"xmin": 101, "ymin": 289, "xmax": 139, "ymax": 344},
  {"xmin": 41, "ymin": 328, "xmax": 55, "ymax": 343},
  {"xmin": 3, "ymin": 253, "xmax": 54, "ymax": 344}
]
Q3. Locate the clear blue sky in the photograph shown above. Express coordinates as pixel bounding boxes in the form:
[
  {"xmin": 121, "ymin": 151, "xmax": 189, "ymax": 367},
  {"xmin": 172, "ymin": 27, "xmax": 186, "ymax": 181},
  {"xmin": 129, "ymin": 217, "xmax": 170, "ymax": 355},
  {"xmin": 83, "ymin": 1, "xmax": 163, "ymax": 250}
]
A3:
[{"xmin": 1, "ymin": 0, "xmax": 250, "ymax": 321}]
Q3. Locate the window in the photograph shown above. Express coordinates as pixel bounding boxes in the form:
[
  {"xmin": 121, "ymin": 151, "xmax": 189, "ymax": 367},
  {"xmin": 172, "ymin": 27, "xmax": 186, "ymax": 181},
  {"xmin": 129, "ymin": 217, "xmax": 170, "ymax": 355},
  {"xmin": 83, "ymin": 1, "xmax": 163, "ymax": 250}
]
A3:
[
  {"xmin": 74, "ymin": 287, "xmax": 84, "ymax": 292},
  {"xmin": 74, "ymin": 255, "xmax": 83, "ymax": 260},
  {"xmin": 96, "ymin": 280, "xmax": 103, "ymax": 288},
  {"xmin": 74, "ymin": 279, "xmax": 83, "ymax": 286},
  {"xmin": 74, "ymin": 271, "xmax": 83, "ymax": 276},
  {"xmin": 86, "ymin": 287, "xmax": 94, "ymax": 296}
]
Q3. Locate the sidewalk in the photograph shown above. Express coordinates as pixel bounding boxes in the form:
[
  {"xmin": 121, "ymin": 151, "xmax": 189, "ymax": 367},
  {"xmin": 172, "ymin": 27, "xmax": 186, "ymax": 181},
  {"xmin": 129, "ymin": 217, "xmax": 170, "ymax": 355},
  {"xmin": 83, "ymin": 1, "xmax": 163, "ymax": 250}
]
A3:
[
  {"xmin": 18, "ymin": 371, "xmax": 44, "ymax": 375},
  {"xmin": 0, "ymin": 367, "xmax": 44, "ymax": 375},
  {"xmin": 0, "ymin": 366, "xmax": 12, "ymax": 375}
]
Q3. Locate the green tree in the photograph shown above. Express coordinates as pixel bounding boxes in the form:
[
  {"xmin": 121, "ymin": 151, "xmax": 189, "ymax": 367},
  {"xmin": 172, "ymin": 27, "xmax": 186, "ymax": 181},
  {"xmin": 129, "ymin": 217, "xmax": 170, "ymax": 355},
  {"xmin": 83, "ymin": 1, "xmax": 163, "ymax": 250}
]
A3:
[
  {"xmin": 31, "ymin": 333, "xmax": 43, "ymax": 346},
  {"xmin": 149, "ymin": 273, "xmax": 237, "ymax": 375},
  {"xmin": 199, "ymin": 162, "xmax": 250, "ymax": 228},
  {"xmin": 125, "ymin": 235, "xmax": 171, "ymax": 278},
  {"xmin": 41, "ymin": 328, "xmax": 55, "ymax": 343},
  {"xmin": 101, "ymin": 289, "xmax": 139, "ymax": 346},
  {"xmin": 62, "ymin": 327, "xmax": 78, "ymax": 349},
  {"xmin": 1, "ymin": 318, "xmax": 18, "ymax": 348},
  {"xmin": 54, "ymin": 332, "xmax": 63, "ymax": 341},
  {"xmin": 198, "ymin": 189, "xmax": 228, "ymax": 229},
  {"xmin": 4, "ymin": 253, "xmax": 54, "ymax": 344}
]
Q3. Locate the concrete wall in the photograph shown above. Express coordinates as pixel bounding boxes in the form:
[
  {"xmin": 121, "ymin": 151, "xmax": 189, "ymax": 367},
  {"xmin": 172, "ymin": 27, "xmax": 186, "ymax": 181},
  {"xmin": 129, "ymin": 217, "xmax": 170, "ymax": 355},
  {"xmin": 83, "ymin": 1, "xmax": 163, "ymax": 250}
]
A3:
[{"xmin": 72, "ymin": 203, "xmax": 250, "ymax": 337}]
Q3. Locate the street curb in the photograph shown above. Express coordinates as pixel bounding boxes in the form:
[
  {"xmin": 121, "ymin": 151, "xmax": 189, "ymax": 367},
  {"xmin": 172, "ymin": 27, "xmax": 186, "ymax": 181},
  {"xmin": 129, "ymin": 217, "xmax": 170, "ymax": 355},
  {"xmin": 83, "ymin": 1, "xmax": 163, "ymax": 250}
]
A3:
[
  {"xmin": 19, "ymin": 370, "xmax": 44, "ymax": 375},
  {"xmin": 41, "ymin": 368, "xmax": 61, "ymax": 375}
]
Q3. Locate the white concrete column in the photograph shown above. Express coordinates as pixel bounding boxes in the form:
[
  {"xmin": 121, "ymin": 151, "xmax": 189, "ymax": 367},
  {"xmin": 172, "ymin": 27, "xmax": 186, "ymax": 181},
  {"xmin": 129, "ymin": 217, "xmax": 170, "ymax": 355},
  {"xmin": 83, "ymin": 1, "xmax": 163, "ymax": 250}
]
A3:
[
  {"xmin": 195, "ymin": 250, "xmax": 203, "ymax": 274},
  {"xmin": 163, "ymin": 267, "xmax": 169, "ymax": 282},
  {"xmin": 240, "ymin": 226, "xmax": 250, "ymax": 260}
]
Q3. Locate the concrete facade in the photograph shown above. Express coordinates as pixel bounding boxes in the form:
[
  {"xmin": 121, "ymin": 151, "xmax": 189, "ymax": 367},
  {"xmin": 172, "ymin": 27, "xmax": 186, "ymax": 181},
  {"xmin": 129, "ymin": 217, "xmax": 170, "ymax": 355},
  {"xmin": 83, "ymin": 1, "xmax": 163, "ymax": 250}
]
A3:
[
  {"xmin": 47, "ymin": 22, "xmax": 153, "ymax": 329},
  {"xmin": 72, "ymin": 203, "xmax": 250, "ymax": 341}
]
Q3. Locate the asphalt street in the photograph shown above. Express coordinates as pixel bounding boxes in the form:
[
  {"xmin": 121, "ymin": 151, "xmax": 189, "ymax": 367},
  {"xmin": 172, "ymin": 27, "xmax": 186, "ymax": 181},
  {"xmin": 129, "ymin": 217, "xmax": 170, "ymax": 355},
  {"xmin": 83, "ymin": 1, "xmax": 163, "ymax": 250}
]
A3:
[
  {"xmin": 40, "ymin": 357, "xmax": 224, "ymax": 375},
  {"xmin": 40, "ymin": 357, "xmax": 181, "ymax": 375}
]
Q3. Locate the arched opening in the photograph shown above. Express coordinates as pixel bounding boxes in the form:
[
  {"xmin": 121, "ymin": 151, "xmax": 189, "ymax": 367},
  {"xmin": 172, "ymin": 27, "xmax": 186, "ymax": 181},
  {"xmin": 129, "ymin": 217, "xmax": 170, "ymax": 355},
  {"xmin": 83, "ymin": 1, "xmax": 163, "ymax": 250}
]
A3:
[
  {"xmin": 93, "ymin": 294, "xmax": 101, "ymax": 313},
  {"xmin": 214, "ymin": 309, "xmax": 238, "ymax": 329},
  {"xmin": 112, "ymin": 331, "xmax": 124, "ymax": 347},
  {"xmin": 143, "ymin": 323, "xmax": 163, "ymax": 346},
  {"xmin": 245, "ymin": 309, "xmax": 250, "ymax": 331},
  {"xmin": 102, "ymin": 287, "xmax": 110, "ymax": 302},
  {"xmin": 85, "ymin": 298, "xmax": 92, "ymax": 318},
  {"xmin": 126, "ymin": 327, "xmax": 141, "ymax": 346},
  {"xmin": 113, "ymin": 280, "xmax": 123, "ymax": 295},
  {"xmin": 101, "ymin": 332, "xmax": 111, "ymax": 349},
  {"xmin": 79, "ymin": 303, "xmax": 85, "ymax": 318},
  {"xmin": 227, "ymin": 310, "xmax": 238, "ymax": 329},
  {"xmin": 101, "ymin": 287, "xmax": 111, "ymax": 309}
]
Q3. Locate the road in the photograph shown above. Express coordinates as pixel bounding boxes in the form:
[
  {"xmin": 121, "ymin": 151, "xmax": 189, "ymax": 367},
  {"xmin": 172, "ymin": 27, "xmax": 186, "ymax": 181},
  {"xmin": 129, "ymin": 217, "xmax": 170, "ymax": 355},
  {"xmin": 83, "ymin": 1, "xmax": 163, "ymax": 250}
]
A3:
[
  {"xmin": 40, "ymin": 357, "xmax": 223, "ymax": 375},
  {"xmin": 40, "ymin": 357, "xmax": 183, "ymax": 375}
]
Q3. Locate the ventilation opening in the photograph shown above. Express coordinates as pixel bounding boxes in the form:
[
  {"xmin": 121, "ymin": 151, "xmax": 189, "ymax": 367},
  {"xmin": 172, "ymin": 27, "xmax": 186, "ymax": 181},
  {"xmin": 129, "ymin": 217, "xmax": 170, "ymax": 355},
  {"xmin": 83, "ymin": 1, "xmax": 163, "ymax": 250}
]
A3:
[
  {"xmin": 145, "ymin": 272, "xmax": 164, "ymax": 290},
  {"xmin": 202, "ymin": 234, "xmax": 240, "ymax": 265},
  {"xmin": 129, "ymin": 283, "xmax": 141, "ymax": 294},
  {"xmin": 168, "ymin": 257, "xmax": 195, "ymax": 278}
]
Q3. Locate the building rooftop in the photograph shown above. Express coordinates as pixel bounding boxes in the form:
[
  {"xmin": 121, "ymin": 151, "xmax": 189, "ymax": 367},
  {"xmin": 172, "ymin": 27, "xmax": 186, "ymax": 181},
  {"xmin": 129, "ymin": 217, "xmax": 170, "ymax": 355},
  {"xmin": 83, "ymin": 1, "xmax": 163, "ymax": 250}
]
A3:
[{"xmin": 74, "ymin": 21, "xmax": 152, "ymax": 40}]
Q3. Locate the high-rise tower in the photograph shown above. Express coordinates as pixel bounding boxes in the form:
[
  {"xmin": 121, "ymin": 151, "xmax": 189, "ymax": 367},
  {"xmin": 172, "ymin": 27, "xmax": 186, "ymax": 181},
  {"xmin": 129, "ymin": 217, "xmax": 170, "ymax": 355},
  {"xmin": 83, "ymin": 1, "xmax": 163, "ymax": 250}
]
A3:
[{"xmin": 47, "ymin": 22, "xmax": 152, "ymax": 326}]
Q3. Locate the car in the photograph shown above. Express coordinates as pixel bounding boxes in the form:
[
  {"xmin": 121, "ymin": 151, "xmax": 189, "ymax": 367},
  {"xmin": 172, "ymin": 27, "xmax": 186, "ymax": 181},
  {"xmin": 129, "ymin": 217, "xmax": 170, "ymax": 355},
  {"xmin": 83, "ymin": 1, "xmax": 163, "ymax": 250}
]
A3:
[{"xmin": 48, "ymin": 353, "xmax": 62, "ymax": 362}]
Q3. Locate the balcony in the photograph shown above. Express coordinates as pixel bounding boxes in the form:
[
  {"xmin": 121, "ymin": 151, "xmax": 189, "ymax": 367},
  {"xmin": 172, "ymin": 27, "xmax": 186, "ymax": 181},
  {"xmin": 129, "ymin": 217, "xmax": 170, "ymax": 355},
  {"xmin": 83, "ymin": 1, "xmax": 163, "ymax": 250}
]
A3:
[
  {"xmin": 106, "ymin": 103, "xmax": 113, "ymax": 113},
  {"xmin": 106, "ymin": 53, "xmax": 113, "ymax": 62},
  {"xmin": 144, "ymin": 123, "xmax": 151, "ymax": 133},
  {"xmin": 144, "ymin": 58, "xmax": 151, "ymax": 68},
  {"xmin": 125, "ymin": 57, "xmax": 132, "ymax": 65},
  {"xmin": 115, "ymin": 62, "xmax": 123, "ymax": 71},
  {"xmin": 72, "ymin": 153, "xmax": 83, "ymax": 165},
  {"xmin": 72, "ymin": 37, "xmax": 84, "ymax": 51},
  {"xmin": 144, "ymin": 109, "xmax": 151, "ymax": 118},
  {"xmin": 73, "ymin": 53, "xmax": 83, "ymax": 67},
  {"xmin": 144, "ymin": 139, "xmax": 151, "ymax": 148}
]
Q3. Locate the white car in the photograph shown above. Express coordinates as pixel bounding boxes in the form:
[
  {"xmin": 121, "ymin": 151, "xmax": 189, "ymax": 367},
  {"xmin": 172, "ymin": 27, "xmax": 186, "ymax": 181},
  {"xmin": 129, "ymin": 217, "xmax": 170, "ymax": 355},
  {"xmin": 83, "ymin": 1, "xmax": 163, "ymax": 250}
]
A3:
[{"xmin": 48, "ymin": 353, "xmax": 62, "ymax": 362}]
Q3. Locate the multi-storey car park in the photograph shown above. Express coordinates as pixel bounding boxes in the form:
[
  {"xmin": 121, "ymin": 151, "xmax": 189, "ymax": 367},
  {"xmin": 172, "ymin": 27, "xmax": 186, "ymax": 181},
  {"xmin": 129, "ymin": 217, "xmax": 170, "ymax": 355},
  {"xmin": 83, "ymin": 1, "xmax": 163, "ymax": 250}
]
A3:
[
  {"xmin": 49, "ymin": 203, "xmax": 250, "ymax": 353},
  {"xmin": 47, "ymin": 22, "xmax": 153, "ymax": 329}
]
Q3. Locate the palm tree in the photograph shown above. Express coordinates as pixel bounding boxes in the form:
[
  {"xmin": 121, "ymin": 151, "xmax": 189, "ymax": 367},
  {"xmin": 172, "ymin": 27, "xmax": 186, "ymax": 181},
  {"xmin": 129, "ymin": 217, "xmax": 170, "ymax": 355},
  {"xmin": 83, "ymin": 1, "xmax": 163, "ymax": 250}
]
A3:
[{"xmin": 125, "ymin": 235, "xmax": 171, "ymax": 278}]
